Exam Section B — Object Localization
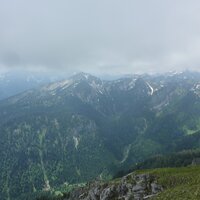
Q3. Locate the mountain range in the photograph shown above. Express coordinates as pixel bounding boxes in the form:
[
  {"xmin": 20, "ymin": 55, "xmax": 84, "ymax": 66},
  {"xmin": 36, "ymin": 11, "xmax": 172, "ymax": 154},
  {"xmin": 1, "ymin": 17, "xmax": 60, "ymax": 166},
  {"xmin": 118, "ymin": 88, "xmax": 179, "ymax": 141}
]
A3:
[
  {"xmin": 0, "ymin": 71, "xmax": 69, "ymax": 100},
  {"xmin": 1, "ymin": 71, "xmax": 200, "ymax": 199}
]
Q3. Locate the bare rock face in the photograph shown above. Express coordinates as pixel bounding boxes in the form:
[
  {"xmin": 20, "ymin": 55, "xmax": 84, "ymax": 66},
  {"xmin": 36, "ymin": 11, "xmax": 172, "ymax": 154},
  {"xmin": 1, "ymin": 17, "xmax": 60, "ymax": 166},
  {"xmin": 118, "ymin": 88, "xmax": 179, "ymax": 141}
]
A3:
[{"xmin": 64, "ymin": 173, "xmax": 163, "ymax": 200}]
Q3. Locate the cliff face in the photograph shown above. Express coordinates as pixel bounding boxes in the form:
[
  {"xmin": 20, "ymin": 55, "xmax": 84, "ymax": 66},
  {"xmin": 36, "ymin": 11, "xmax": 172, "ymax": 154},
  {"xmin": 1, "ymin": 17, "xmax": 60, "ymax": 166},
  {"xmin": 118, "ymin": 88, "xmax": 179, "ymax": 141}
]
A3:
[{"xmin": 65, "ymin": 173, "xmax": 163, "ymax": 200}]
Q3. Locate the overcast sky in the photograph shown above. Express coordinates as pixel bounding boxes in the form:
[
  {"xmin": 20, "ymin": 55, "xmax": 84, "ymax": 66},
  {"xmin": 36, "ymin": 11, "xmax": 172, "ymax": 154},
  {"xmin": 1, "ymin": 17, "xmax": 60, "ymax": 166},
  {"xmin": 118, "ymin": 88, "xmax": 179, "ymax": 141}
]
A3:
[{"xmin": 1, "ymin": 0, "xmax": 200, "ymax": 75}]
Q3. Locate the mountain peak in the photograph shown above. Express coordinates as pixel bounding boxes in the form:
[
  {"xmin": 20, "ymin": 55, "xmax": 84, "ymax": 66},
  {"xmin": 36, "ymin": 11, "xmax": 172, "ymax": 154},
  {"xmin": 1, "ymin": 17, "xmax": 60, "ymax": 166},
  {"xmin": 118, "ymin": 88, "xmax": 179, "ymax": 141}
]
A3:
[{"xmin": 71, "ymin": 72, "xmax": 97, "ymax": 81}]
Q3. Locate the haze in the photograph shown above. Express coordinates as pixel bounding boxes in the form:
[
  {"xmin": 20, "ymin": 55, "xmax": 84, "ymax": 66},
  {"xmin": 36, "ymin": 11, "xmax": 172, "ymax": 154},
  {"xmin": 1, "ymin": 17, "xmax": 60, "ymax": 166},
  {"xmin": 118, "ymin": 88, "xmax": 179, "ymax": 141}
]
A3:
[{"xmin": 1, "ymin": 0, "xmax": 200, "ymax": 75}]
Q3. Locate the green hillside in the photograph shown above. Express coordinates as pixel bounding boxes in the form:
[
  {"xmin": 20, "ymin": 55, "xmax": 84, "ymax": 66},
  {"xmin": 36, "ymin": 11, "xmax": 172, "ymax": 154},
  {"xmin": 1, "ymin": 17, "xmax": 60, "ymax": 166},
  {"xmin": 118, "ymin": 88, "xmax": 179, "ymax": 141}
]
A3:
[{"xmin": 144, "ymin": 166, "xmax": 200, "ymax": 200}]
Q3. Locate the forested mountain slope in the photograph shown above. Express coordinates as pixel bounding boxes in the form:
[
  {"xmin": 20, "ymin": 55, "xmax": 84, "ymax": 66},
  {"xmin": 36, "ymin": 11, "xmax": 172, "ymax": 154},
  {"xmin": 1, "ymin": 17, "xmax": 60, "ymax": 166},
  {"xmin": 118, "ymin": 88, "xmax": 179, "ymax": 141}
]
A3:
[{"xmin": 1, "ymin": 71, "xmax": 200, "ymax": 199}]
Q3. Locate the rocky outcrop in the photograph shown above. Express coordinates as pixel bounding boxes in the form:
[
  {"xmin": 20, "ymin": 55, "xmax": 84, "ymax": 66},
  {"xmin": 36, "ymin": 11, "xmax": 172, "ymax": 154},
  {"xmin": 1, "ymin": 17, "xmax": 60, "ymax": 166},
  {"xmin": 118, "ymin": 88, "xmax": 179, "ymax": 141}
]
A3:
[
  {"xmin": 64, "ymin": 173, "xmax": 163, "ymax": 200},
  {"xmin": 191, "ymin": 158, "xmax": 200, "ymax": 166}
]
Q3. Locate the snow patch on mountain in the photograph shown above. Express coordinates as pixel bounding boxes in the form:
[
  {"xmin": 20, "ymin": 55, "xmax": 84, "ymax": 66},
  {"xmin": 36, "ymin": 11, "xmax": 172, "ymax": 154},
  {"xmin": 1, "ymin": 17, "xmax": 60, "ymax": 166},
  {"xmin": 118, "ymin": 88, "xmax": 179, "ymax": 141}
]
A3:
[
  {"xmin": 90, "ymin": 80, "xmax": 104, "ymax": 94},
  {"xmin": 190, "ymin": 83, "xmax": 200, "ymax": 96},
  {"xmin": 73, "ymin": 136, "xmax": 79, "ymax": 150},
  {"xmin": 43, "ymin": 79, "xmax": 73, "ymax": 92},
  {"xmin": 84, "ymin": 74, "xmax": 89, "ymax": 80},
  {"xmin": 146, "ymin": 82, "xmax": 154, "ymax": 95},
  {"xmin": 128, "ymin": 79, "xmax": 136, "ymax": 90}
]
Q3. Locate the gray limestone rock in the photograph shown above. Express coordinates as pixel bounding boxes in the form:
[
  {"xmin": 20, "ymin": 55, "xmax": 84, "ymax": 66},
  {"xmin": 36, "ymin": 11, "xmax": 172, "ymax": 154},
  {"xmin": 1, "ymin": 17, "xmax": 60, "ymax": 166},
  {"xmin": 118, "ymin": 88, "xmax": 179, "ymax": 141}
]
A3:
[{"xmin": 65, "ymin": 173, "xmax": 163, "ymax": 200}]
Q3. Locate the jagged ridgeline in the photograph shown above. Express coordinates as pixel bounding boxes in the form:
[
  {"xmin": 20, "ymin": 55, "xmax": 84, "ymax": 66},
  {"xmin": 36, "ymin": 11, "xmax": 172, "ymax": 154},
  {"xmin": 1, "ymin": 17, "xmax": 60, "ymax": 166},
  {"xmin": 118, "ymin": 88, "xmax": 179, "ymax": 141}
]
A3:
[{"xmin": 1, "ymin": 71, "xmax": 200, "ymax": 199}]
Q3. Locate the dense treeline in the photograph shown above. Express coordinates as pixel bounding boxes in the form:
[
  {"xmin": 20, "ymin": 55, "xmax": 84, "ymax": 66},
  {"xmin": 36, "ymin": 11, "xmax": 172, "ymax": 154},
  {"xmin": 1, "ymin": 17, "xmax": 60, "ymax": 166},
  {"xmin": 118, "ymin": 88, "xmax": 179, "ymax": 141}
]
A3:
[{"xmin": 114, "ymin": 149, "xmax": 200, "ymax": 178}]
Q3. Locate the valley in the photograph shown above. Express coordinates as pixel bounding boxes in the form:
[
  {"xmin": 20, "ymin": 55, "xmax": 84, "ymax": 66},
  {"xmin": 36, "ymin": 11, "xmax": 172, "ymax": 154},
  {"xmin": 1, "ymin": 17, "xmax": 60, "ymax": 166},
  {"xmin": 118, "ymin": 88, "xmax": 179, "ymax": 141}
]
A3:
[{"xmin": 1, "ymin": 71, "xmax": 200, "ymax": 199}]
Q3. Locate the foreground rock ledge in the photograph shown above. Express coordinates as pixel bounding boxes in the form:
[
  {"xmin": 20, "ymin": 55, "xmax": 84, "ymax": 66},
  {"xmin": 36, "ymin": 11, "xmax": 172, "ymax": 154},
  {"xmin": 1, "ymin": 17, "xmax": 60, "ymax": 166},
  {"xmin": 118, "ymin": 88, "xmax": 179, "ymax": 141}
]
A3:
[{"xmin": 64, "ymin": 173, "xmax": 163, "ymax": 200}]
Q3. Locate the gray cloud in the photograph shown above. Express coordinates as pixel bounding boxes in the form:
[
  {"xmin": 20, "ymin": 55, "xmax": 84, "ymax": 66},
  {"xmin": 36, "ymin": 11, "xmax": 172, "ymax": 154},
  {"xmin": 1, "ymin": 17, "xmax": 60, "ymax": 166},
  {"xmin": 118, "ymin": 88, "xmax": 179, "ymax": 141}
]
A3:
[{"xmin": 1, "ymin": 0, "xmax": 200, "ymax": 75}]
